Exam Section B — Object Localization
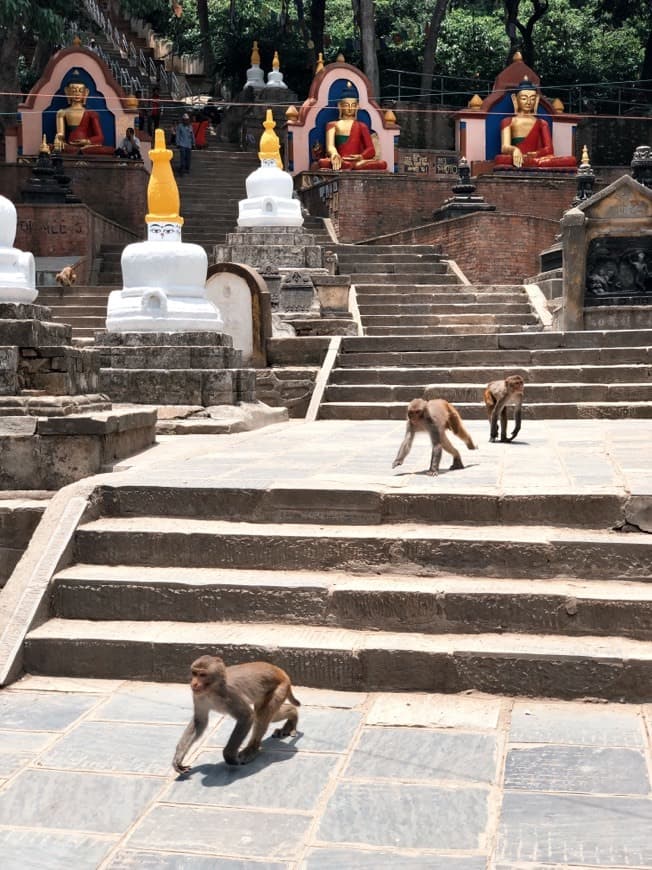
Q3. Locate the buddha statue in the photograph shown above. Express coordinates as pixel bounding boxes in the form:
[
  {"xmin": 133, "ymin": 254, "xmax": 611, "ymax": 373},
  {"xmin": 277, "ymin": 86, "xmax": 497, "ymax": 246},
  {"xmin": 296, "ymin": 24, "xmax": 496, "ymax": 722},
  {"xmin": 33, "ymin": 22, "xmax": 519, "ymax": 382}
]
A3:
[
  {"xmin": 318, "ymin": 83, "xmax": 387, "ymax": 171},
  {"xmin": 494, "ymin": 79, "xmax": 576, "ymax": 170},
  {"xmin": 55, "ymin": 81, "xmax": 113, "ymax": 155}
]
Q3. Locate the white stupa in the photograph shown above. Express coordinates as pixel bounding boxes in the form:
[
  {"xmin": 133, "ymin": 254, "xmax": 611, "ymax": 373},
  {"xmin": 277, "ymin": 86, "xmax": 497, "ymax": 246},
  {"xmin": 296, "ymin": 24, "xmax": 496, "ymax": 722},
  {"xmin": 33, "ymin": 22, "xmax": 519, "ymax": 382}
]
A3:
[
  {"xmin": 245, "ymin": 40, "xmax": 265, "ymax": 90},
  {"xmin": 265, "ymin": 51, "xmax": 288, "ymax": 89},
  {"xmin": 0, "ymin": 195, "xmax": 37, "ymax": 303},
  {"xmin": 237, "ymin": 110, "xmax": 303, "ymax": 228},
  {"xmin": 105, "ymin": 129, "xmax": 223, "ymax": 332}
]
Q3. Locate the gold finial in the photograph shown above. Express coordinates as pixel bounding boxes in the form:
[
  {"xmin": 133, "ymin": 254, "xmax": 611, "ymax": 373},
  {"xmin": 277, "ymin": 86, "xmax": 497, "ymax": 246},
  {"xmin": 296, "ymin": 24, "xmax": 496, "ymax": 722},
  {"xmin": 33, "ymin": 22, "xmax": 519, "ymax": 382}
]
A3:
[
  {"xmin": 336, "ymin": 52, "xmax": 345, "ymax": 62},
  {"xmin": 72, "ymin": 35, "xmax": 82, "ymax": 47},
  {"xmin": 315, "ymin": 52, "xmax": 324, "ymax": 73},
  {"xmin": 251, "ymin": 40, "xmax": 261, "ymax": 66},
  {"xmin": 512, "ymin": 50, "xmax": 522, "ymax": 62},
  {"xmin": 468, "ymin": 94, "xmax": 483, "ymax": 110},
  {"xmin": 124, "ymin": 92, "xmax": 139, "ymax": 110},
  {"xmin": 551, "ymin": 97, "xmax": 565, "ymax": 114},
  {"xmin": 146, "ymin": 128, "xmax": 183, "ymax": 226},
  {"xmin": 259, "ymin": 108, "xmax": 283, "ymax": 169},
  {"xmin": 580, "ymin": 145, "xmax": 590, "ymax": 166},
  {"xmin": 285, "ymin": 105, "xmax": 299, "ymax": 122},
  {"xmin": 272, "ymin": 50, "xmax": 280, "ymax": 71},
  {"xmin": 384, "ymin": 108, "xmax": 397, "ymax": 125},
  {"xmin": 40, "ymin": 134, "xmax": 49, "ymax": 154}
]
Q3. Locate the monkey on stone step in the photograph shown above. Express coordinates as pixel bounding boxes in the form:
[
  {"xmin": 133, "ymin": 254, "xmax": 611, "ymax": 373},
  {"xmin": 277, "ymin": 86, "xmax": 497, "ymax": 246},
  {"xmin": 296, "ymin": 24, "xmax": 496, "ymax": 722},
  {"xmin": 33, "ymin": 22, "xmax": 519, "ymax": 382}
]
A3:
[
  {"xmin": 55, "ymin": 265, "xmax": 76, "ymax": 287},
  {"xmin": 172, "ymin": 655, "xmax": 300, "ymax": 773},
  {"xmin": 483, "ymin": 375, "xmax": 525, "ymax": 442},
  {"xmin": 392, "ymin": 397, "xmax": 477, "ymax": 476}
]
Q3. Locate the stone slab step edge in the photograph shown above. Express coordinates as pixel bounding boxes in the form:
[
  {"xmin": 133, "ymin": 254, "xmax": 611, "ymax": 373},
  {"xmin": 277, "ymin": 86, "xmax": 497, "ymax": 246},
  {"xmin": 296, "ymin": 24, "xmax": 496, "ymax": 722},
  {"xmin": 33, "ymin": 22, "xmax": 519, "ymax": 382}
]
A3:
[
  {"xmin": 318, "ymin": 401, "xmax": 652, "ymax": 420},
  {"xmin": 330, "ymin": 365, "xmax": 652, "ymax": 385},
  {"xmin": 51, "ymin": 566, "xmax": 652, "ymax": 640},
  {"xmin": 339, "ymin": 331, "xmax": 652, "ymax": 351},
  {"xmin": 23, "ymin": 618, "xmax": 652, "ymax": 700}
]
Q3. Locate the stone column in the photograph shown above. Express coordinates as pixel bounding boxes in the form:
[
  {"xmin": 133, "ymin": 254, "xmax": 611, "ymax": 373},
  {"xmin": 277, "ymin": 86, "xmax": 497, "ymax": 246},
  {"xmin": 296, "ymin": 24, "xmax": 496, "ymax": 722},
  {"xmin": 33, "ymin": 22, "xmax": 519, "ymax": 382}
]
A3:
[{"xmin": 560, "ymin": 206, "xmax": 586, "ymax": 331}]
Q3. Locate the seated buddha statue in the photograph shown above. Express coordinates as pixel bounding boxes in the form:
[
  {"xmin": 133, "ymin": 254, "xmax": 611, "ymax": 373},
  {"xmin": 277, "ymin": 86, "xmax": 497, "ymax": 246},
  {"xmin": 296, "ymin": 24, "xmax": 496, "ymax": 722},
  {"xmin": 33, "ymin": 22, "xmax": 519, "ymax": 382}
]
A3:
[
  {"xmin": 494, "ymin": 79, "xmax": 576, "ymax": 170},
  {"xmin": 55, "ymin": 81, "xmax": 113, "ymax": 155},
  {"xmin": 318, "ymin": 84, "xmax": 387, "ymax": 171}
]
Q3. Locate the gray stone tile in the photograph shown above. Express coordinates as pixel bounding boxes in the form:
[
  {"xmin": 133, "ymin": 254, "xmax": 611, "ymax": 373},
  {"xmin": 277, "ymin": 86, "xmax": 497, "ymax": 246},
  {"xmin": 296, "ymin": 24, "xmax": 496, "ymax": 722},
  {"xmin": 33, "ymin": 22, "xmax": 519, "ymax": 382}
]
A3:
[
  {"xmin": 39, "ymin": 721, "xmax": 181, "ymax": 775},
  {"xmin": 107, "ymin": 850, "xmax": 287, "ymax": 869},
  {"xmin": 0, "ymin": 769, "xmax": 163, "ymax": 834},
  {"xmin": 318, "ymin": 781, "xmax": 488, "ymax": 850},
  {"xmin": 0, "ymin": 690, "xmax": 100, "ymax": 730},
  {"xmin": 0, "ymin": 730, "xmax": 54, "ymax": 776},
  {"xmin": 344, "ymin": 727, "xmax": 496, "ymax": 783},
  {"xmin": 304, "ymin": 848, "xmax": 486, "ymax": 869},
  {"xmin": 497, "ymin": 792, "xmax": 652, "ymax": 866},
  {"xmin": 0, "ymin": 829, "xmax": 116, "ymax": 870},
  {"xmin": 165, "ymin": 748, "xmax": 338, "ymax": 810},
  {"xmin": 92, "ymin": 683, "xmax": 193, "ymax": 723},
  {"xmin": 510, "ymin": 702, "xmax": 645, "ymax": 747},
  {"xmin": 128, "ymin": 804, "xmax": 311, "ymax": 858},
  {"xmin": 208, "ymin": 707, "xmax": 362, "ymax": 755},
  {"xmin": 504, "ymin": 745, "xmax": 650, "ymax": 795}
]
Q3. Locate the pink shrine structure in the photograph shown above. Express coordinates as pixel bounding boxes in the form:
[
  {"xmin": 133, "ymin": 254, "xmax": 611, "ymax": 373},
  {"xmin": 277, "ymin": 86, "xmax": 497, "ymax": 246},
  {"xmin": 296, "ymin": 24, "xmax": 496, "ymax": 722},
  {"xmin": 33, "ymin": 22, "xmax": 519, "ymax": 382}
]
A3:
[{"xmin": 285, "ymin": 61, "xmax": 400, "ymax": 175}]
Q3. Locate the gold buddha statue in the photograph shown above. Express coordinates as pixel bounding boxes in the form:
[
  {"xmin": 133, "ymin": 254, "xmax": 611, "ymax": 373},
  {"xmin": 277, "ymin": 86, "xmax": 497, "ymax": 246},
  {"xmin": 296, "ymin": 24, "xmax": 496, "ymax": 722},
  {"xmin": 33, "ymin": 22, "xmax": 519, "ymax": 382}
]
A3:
[
  {"xmin": 318, "ymin": 82, "xmax": 387, "ymax": 171},
  {"xmin": 55, "ymin": 81, "xmax": 113, "ymax": 155},
  {"xmin": 494, "ymin": 79, "xmax": 576, "ymax": 170}
]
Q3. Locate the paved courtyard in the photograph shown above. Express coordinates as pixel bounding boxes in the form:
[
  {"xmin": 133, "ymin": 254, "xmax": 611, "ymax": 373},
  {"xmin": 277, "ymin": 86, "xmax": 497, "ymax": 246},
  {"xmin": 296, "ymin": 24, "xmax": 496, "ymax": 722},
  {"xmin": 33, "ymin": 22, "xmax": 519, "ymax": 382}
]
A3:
[{"xmin": 0, "ymin": 675, "xmax": 651, "ymax": 868}]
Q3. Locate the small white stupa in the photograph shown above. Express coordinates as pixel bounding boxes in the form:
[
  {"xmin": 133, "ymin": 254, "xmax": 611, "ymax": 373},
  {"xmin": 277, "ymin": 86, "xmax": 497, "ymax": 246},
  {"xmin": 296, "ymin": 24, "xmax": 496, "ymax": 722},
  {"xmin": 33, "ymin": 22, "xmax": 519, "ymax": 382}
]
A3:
[
  {"xmin": 265, "ymin": 51, "xmax": 288, "ymax": 89},
  {"xmin": 0, "ymin": 195, "xmax": 37, "ymax": 303},
  {"xmin": 105, "ymin": 129, "xmax": 223, "ymax": 332},
  {"xmin": 245, "ymin": 40, "xmax": 265, "ymax": 90},
  {"xmin": 237, "ymin": 110, "xmax": 303, "ymax": 228}
]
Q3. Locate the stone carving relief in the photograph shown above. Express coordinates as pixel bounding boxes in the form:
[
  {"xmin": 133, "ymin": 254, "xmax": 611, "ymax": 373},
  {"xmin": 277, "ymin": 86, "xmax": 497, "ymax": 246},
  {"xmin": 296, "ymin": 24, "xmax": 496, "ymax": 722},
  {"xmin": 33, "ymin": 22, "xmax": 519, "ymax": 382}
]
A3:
[{"xmin": 585, "ymin": 237, "xmax": 652, "ymax": 306}]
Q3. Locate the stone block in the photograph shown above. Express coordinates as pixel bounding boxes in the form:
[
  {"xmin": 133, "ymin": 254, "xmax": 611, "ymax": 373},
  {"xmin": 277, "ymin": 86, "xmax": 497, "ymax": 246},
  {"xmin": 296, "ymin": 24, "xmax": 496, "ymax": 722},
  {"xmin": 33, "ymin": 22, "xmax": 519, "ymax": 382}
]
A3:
[
  {"xmin": 201, "ymin": 370, "xmax": 235, "ymax": 405},
  {"xmin": 0, "ymin": 320, "xmax": 71, "ymax": 347},
  {"xmin": 0, "ymin": 303, "xmax": 51, "ymax": 321},
  {"xmin": 96, "ymin": 331, "xmax": 233, "ymax": 348}
]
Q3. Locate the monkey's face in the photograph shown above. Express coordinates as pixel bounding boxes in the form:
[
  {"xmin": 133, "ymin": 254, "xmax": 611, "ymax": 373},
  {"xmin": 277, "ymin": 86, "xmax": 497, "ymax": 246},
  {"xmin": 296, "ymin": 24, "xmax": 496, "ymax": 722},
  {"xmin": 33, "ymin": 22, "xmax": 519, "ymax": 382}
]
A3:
[
  {"xmin": 189, "ymin": 655, "xmax": 225, "ymax": 694},
  {"xmin": 407, "ymin": 399, "xmax": 426, "ymax": 428}
]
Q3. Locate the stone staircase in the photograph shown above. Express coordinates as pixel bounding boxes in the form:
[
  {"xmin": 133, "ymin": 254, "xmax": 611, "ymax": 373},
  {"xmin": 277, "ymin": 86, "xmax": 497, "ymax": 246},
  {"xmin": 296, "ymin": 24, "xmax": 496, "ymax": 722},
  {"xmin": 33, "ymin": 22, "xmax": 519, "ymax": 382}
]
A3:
[
  {"xmin": 317, "ymin": 243, "xmax": 652, "ymax": 421},
  {"xmin": 21, "ymin": 475, "xmax": 652, "ymax": 699}
]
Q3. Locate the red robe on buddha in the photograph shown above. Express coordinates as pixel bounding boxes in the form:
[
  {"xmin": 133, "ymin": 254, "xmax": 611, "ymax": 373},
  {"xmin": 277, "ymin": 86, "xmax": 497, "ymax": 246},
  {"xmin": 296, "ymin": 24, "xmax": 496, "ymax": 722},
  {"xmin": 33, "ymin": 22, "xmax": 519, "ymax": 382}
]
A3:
[
  {"xmin": 62, "ymin": 110, "xmax": 114, "ymax": 155},
  {"xmin": 494, "ymin": 117, "xmax": 576, "ymax": 169},
  {"xmin": 318, "ymin": 120, "xmax": 387, "ymax": 171}
]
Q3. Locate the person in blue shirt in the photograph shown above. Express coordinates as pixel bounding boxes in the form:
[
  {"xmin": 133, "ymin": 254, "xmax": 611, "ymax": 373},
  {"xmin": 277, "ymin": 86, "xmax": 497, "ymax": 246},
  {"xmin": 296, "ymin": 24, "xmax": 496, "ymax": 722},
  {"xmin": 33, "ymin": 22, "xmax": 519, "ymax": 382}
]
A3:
[{"xmin": 176, "ymin": 113, "xmax": 195, "ymax": 176}]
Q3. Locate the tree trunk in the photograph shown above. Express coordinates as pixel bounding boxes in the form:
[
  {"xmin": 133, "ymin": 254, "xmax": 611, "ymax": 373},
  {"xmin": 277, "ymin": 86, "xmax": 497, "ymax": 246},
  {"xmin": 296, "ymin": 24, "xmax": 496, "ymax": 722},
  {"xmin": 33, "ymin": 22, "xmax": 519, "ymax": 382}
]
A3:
[
  {"xmin": 196, "ymin": 0, "xmax": 216, "ymax": 77},
  {"xmin": 641, "ymin": 24, "xmax": 652, "ymax": 86},
  {"xmin": 358, "ymin": 0, "xmax": 380, "ymax": 98},
  {"xmin": 419, "ymin": 0, "xmax": 449, "ymax": 101},
  {"xmin": 503, "ymin": 0, "xmax": 549, "ymax": 68}
]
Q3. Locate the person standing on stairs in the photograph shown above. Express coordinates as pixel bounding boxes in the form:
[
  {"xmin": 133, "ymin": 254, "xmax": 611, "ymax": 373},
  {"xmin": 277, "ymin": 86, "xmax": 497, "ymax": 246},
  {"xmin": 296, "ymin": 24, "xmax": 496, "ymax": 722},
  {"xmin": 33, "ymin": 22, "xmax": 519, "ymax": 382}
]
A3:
[{"xmin": 176, "ymin": 113, "xmax": 195, "ymax": 176}]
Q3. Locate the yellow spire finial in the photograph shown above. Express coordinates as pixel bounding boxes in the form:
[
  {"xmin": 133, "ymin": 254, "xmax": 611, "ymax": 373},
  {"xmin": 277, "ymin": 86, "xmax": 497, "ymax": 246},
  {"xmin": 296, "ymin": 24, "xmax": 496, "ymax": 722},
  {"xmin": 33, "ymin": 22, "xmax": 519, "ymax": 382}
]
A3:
[
  {"xmin": 251, "ymin": 40, "xmax": 261, "ymax": 66},
  {"xmin": 40, "ymin": 134, "xmax": 49, "ymax": 154},
  {"xmin": 259, "ymin": 108, "xmax": 283, "ymax": 169},
  {"xmin": 336, "ymin": 52, "xmax": 345, "ymax": 62},
  {"xmin": 272, "ymin": 50, "xmax": 280, "ymax": 71},
  {"xmin": 315, "ymin": 52, "xmax": 324, "ymax": 73},
  {"xmin": 580, "ymin": 145, "xmax": 590, "ymax": 166},
  {"xmin": 146, "ymin": 128, "xmax": 184, "ymax": 226},
  {"xmin": 512, "ymin": 50, "xmax": 522, "ymax": 62}
]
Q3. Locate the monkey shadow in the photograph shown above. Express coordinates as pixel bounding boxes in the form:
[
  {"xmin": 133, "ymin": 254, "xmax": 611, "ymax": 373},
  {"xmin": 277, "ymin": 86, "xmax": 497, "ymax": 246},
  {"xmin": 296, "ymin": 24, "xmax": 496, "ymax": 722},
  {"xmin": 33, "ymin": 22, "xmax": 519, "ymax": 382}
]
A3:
[
  {"xmin": 179, "ymin": 734, "xmax": 303, "ymax": 785},
  {"xmin": 393, "ymin": 463, "xmax": 483, "ymax": 476}
]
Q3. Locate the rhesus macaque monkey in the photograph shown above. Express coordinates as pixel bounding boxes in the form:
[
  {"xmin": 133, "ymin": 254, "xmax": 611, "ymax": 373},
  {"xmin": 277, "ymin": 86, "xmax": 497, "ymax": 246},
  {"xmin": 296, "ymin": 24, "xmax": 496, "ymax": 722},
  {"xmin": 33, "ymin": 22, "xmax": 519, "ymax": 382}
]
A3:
[
  {"xmin": 55, "ymin": 265, "xmax": 77, "ymax": 287},
  {"xmin": 392, "ymin": 397, "xmax": 477, "ymax": 476},
  {"xmin": 483, "ymin": 375, "xmax": 525, "ymax": 442},
  {"xmin": 172, "ymin": 655, "xmax": 300, "ymax": 773}
]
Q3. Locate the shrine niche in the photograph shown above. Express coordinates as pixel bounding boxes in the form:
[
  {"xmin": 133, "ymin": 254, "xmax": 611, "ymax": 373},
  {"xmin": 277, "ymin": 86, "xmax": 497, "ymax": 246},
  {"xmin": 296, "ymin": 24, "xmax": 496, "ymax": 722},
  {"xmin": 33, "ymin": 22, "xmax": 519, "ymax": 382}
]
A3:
[
  {"xmin": 14, "ymin": 47, "xmax": 133, "ymax": 159},
  {"xmin": 455, "ymin": 53, "xmax": 578, "ymax": 172},
  {"xmin": 285, "ymin": 61, "xmax": 399, "ymax": 175},
  {"xmin": 558, "ymin": 173, "xmax": 652, "ymax": 331}
]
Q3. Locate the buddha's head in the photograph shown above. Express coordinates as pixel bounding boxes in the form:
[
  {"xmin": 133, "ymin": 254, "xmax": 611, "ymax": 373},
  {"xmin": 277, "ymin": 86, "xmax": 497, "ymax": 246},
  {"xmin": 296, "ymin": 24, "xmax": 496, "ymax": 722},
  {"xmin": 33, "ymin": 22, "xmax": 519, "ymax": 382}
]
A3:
[
  {"xmin": 65, "ymin": 81, "xmax": 89, "ymax": 106},
  {"xmin": 337, "ymin": 82, "xmax": 359, "ymax": 120},
  {"xmin": 511, "ymin": 78, "xmax": 539, "ymax": 115}
]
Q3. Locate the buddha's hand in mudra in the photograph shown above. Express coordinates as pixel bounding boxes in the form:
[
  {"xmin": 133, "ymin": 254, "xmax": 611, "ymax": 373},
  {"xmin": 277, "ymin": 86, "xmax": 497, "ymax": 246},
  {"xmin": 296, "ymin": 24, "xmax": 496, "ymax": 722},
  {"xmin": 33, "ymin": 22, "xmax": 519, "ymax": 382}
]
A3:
[
  {"xmin": 329, "ymin": 152, "xmax": 342, "ymax": 170},
  {"xmin": 512, "ymin": 147, "xmax": 523, "ymax": 168}
]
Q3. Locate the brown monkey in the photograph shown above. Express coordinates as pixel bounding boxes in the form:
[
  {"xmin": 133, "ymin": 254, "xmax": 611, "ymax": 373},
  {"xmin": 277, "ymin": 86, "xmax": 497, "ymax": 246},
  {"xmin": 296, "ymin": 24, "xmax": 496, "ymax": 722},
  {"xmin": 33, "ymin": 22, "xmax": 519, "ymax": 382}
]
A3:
[
  {"xmin": 483, "ymin": 375, "xmax": 525, "ymax": 442},
  {"xmin": 392, "ymin": 397, "xmax": 477, "ymax": 476},
  {"xmin": 55, "ymin": 265, "xmax": 77, "ymax": 287},
  {"xmin": 172, "ymin": 655, "xmax": 300, "ymax": 773}
]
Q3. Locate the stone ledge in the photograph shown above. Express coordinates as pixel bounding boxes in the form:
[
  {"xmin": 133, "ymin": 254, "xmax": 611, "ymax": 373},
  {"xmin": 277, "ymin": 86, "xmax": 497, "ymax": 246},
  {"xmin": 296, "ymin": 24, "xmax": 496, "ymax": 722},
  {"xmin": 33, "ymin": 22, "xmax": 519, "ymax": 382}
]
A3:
[
  {"xmin": 95, "ymin": 331, "xmax": 234, "ymax": 348},
  {"xmin": 37, "ymin": 408, "xmax": 157, "ymax": 436},
  {"xmin": 0, "ymin": 303, "xmax": 52, "ymax": 321}
]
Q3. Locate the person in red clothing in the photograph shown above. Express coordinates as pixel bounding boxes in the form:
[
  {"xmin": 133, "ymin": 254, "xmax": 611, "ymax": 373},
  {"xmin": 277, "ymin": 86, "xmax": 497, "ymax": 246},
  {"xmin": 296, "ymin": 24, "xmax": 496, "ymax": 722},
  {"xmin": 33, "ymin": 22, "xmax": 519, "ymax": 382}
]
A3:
[{"xmin": 192, "ymin": 111, "xmax": 209, "ymax": 149}]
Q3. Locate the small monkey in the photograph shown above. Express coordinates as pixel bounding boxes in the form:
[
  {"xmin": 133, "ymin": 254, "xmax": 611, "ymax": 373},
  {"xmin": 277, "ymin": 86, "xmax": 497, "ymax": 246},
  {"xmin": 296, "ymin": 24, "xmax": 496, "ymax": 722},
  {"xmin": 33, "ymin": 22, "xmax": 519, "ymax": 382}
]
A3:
[
  {"xmin": 483, "ymin": 375, "xmax": 525, "ymax": 442},
  {"xmin": 172, "ymin": 655, "xmax": 300, "ymax": 773},
  {"xmin": 55, "ymin": 265, "xmax": 77, "ymax": 287},
  {"xmin": 392, "ymin": 397, "xmax": 477, "ymax": 476}
]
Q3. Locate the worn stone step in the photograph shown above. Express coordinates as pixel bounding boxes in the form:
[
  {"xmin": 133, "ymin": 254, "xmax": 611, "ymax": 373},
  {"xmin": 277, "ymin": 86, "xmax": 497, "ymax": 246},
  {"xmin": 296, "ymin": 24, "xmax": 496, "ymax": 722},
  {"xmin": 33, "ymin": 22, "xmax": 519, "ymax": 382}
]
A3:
[
  {"xmin": 345, "ymin": 263, "xmax": 449, "ymax": 275},
  {"xmin": 358, "ymin": 303, "xmax": 532, "ymax": 316},
  {"xmin": 318, "ymin": 400, "xmax": 652, "ymax": 421},
  {"xmin": 364, "ymin": 325, "xmax": 514, "ymax": 336},
  {"xmin": 335, "ymin": 244, "xmax": 441, "ymax": 256},
  {"xmin": 23, "ymin": 619, "xmax": 652, "ymax": 699},
  {"xmin": 325, "ymin": 382, "xmax": 652, "ymax": 404},
  {"xmin": 338, "ymin": 346, "xmax": 652, "ymax": 368},
  {"xmin": 339, "ymin": 330, "xmax": 652, "ymax": 352},
  {"xmin": 98, "ymin": 345, "xmax": 239, "ymax": 369},
  {"xmin": 352, "ymin": 274, "xmax": 460, "ymax": 285},
  {"xmin": 51, "ymin": 565, "xmax": 652, "ymax": 640},
  {"xmin": 330, "ymin": 364, "xmax": 652, "ymax": 385},
  {"xmin": 37, "ymin": 305, "xmax": 108, "ymax": 319},
  {"xmin": 355, "ymin": 292, "xmax": 523, "ymax": 305},
  {"xmin": 361, "ymin": 314, "xmax": 536, "ymax": 326},
  {"xmin": 73, "ymin": 518, "xmax": 651, "ymax": 580}
]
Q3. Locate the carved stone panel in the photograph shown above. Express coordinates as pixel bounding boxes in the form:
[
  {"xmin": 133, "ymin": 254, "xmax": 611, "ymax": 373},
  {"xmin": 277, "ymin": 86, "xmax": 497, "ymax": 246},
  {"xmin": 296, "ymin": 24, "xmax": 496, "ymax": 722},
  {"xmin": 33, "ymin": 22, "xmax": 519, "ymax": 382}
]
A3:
[{"xmin": 584, "ymin": 237, "xmax": 652, "ymax": 307}]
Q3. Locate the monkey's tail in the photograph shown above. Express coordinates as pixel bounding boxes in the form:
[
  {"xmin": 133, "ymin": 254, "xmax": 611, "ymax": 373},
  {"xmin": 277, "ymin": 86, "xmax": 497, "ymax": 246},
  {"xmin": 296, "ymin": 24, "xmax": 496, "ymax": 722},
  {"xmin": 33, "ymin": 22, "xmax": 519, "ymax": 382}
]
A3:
[
  {"xmin": 446, "ymin": 402, "xmax": 464, "ymax": 436},
  {"xmin": 482, "ymin": 388, "xmax": 495, "ymax": 417},
  {"xmin": 288, "ymin": 689, "xmax": 301, "ymax": 707}
]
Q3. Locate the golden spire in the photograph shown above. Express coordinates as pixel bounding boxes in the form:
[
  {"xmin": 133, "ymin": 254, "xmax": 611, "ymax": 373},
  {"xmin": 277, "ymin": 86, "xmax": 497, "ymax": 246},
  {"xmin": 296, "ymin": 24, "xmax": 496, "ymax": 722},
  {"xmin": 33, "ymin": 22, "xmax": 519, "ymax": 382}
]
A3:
[
  {"xmin": 40, "ymin": 134, "xmax": 49, "ymax": 154},
  {"xmin": 272, "ymin": 50, "xmax": 280, "ymax": 70},
  {"xmin": 259, "ymin": 108, "xmax": 283, "ymax": 169},
  {"xmin": 551, "ymin": 97, "xmax": 565, "ymax": 114},
  {"xmin": 285, "ymin": 105, "xmax": 299, "ymax": 122},
  {"xmin": 468, "ymin": 94, "xmax": 483, "ymax": 110},
  {"xmin": 512, "ymin": 50, "xmax": 522, "ymax": 62},
  {"xmin": 336, "ymin": 52, "xmax": 345, "ymax": 62},
  {"xmin": 146, "ymin": 128, "xmax": 183, "ymax": 226},
  {"xmin": 315, "ymin": 52, "xmax": 324, "ymax": 73},
  {"xmin": 251, "ymin": 40, "xmax": 261, "ymax": 66},
  {"xmin": 580, "ymin": 145, "xmax": 590, "ymax": 167}
]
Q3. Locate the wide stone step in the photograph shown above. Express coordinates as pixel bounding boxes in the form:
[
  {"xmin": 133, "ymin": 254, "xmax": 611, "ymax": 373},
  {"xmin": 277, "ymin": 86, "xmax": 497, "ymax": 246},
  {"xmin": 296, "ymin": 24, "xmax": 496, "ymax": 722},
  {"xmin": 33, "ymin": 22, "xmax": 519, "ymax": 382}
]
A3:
[
  {"xmin": 360, "ymin": 312, "xmax": 535, "ymax": 325},
  {"xmin": 364, "ymin": 325, "xmax": 514, "ymax": 336},
  {"xmin": 336, "ymin": 244, "xmax": 441, "ymax": 255},
  {"xmin": 73, "ymin": 517, "xmax": 651, "ymax": 580},
  {"xmin": 324, "ymin": 382, "xmax": 652, "ymax": 404},
  {"xmin": 49, "ymin": 315, "xmax": 106, "ymax": 329},
  {"xmin": 23, "ymin": 619, "xmax": 652, "ymax": 699},
  {"xmin": 339, "ymin": 330, "xmax": 652, "ymax": 352},
  {"xmin": 51, "ymin": 564, "xmax": 652, "ymax": 640},
  {"xmin": 336, "ymin": 253, "xmax": 445, "ymax": 264},
  {"xmin": 355, "ymin": 292, "xmax": 525, "ymax": 305},
  {"xmin": 37, "ymin": 305, "xmax": 108, "ymax": 318},
  {"xmin": 353, "ymin": 274, "xmax": 460, "ymax": 285},
  {"xmin": 358, "ymin": 303, "xmax": 532, "ymax": 316},
  {"xmin": 345, "ymin": 263, "xmax": 449, "ymax": 275},
  {"xmin": 318, "ymin": 401, "xmax": 652, "ymax": 421},
  {"xmin": 330, "ymin": 364, "xmax": 652, "ymax": 385},
  {"xmin": 338, "ymin": 347, "xmax": 651, "ymax": 367}
]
